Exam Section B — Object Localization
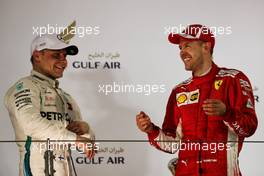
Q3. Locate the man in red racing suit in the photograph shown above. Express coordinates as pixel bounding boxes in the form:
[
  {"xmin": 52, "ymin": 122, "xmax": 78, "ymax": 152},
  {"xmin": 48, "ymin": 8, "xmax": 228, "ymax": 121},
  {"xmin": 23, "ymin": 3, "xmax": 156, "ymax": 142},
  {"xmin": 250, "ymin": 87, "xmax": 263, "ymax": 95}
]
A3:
[{"xmin": 136, "ymin": 24, "xmax": 258, "ymax": 176}]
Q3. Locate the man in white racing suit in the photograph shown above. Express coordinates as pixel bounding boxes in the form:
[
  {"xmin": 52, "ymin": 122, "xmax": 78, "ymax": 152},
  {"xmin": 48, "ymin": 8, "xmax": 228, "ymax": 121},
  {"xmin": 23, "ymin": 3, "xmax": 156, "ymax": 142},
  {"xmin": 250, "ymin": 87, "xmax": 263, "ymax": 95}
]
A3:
[{"xmin": 4, "ymin": 33, "xmax": 95, "ymax": 176}]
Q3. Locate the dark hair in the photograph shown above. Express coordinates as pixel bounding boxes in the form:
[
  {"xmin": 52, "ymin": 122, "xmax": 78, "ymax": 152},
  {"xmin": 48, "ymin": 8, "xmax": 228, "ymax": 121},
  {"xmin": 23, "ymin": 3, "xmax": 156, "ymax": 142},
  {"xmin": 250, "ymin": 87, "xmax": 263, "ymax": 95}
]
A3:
[{"xmin": 30, "ymin": 55, "xmax": 34, "ymax": 65}]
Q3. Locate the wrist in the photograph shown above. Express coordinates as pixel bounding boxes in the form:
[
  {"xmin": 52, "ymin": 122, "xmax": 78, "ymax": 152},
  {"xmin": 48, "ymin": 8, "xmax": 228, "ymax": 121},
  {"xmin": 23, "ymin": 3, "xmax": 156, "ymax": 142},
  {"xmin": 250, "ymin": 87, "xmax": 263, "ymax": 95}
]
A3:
[
  {"xmin": 146, "ymin": 123, "xmax": 159, "ymax": 134},
  {"xmin": 224, "ymin": 106, "xmax": 235, "ymax": 122}
]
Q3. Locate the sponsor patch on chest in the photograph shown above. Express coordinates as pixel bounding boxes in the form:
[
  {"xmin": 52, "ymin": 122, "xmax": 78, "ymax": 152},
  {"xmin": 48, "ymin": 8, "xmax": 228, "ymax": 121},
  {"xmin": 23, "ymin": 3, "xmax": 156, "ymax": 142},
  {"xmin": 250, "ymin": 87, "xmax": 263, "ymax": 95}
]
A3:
[
  {"xmin": 176, "ymin": 89, "xmax": 199, "ymax": 107},
  {"xmin": 44, "ymin": 87, "xmax": 57, "ymax": 106}
]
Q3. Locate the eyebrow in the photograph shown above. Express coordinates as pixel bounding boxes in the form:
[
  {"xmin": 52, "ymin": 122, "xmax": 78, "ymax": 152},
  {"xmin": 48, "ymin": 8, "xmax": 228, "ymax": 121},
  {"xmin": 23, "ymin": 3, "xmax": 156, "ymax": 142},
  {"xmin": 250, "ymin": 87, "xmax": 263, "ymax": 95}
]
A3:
[
  {"xmin": 48, "ymin": 50, "xmax": 66, "ymax": 54},
  {"xmin": 179, "ymin": 41, "xmax": 189, "ymax": 48}
]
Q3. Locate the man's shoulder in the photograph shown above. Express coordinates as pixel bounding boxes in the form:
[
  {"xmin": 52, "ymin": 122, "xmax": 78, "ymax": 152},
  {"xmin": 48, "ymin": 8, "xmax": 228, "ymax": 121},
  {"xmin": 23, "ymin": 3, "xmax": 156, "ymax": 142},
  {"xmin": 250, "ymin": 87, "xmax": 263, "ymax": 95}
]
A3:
[
  {"xmin": 216, "ymin": 66, "xmax": 245, "ymax": 79},
  {"xmin": 173, "ymin": 77, "xmax": 192, "ymax": 90},
  {"xmin": 4, "ymin": 75, "xmax": 35, "ymax": 104},
  {"xmin": 5, "ymin": 74, "xmax": 48, "ymax": 97},
  {"xmin": 6, "ymin": 76, "xmax": 34, "ymax": 92}
]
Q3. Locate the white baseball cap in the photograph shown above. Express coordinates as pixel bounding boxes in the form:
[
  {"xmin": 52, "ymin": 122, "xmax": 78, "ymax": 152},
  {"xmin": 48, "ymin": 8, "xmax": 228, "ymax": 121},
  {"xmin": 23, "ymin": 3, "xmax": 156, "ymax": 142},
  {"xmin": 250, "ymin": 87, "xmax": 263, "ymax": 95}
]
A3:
[{"xmin": 30, "ymin": 34, "xmax": 78, "ymax": 56}]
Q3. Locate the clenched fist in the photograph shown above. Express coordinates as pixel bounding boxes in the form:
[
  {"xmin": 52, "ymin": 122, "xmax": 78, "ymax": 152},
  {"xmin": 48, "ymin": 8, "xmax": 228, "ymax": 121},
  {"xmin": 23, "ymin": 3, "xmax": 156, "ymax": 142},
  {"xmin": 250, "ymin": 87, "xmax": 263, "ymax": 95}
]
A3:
[
  {"xmin": 67, "ymin": 121, "xmax": 89, "ymax": 135},
  {"xmin": 136, "ymin": 111, "xmax": 154, "ymax": 133},
  {"xmin": 76, "ymin": 135, "xmax": 96, "ymax": 159}
]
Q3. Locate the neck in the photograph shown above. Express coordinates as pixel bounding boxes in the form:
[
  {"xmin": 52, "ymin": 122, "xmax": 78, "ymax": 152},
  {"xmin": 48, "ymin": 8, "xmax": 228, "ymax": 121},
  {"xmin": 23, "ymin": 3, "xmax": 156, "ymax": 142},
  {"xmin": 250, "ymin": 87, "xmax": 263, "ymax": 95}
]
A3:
[
  {"xmin": 193, "ymin": 59, "xmax": 213, "ymax": 77},
  {"xmin": 33, "ymin": 67, "xmax": 56, "ymax": 80}
]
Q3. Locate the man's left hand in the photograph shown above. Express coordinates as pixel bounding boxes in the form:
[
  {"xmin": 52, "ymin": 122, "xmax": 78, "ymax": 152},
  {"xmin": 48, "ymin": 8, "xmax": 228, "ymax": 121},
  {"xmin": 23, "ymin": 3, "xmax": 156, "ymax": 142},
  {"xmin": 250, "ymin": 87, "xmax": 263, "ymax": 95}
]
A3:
[
  {"xmin": 67, "ymin": 121, "xmax": 89, "ymax": 135},
  {"xmin": 202, "ymin": 99, "xmax": 226, "ymax": 116}
]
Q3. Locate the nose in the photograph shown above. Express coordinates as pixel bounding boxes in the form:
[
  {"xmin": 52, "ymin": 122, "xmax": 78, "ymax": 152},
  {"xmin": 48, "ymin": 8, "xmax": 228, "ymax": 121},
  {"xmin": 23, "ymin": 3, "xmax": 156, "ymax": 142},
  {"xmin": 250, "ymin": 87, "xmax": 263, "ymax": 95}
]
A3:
[{"xmin": 180, "ymin": 49, "xmax": 186, "ymax": 58}]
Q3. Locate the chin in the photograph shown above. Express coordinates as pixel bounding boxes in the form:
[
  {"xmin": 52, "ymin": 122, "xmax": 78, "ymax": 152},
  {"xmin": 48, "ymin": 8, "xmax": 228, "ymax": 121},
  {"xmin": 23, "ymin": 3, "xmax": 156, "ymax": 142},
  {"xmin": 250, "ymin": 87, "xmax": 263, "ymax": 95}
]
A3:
[
  {"xmin": 184, "ymin": 66, "xmax": 192, "ymax": 71},
  {"xmin": 54, "ymin": 74, "xmax": 63, "ymax": 79}
]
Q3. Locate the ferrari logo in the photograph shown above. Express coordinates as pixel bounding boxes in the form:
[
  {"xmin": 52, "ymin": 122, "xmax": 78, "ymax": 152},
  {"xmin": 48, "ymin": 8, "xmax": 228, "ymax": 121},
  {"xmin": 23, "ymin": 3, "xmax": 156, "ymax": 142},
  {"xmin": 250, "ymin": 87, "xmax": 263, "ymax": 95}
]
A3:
[{"xmin": 214, "ymin": 80, "xmax": 223, "ymax": 90}]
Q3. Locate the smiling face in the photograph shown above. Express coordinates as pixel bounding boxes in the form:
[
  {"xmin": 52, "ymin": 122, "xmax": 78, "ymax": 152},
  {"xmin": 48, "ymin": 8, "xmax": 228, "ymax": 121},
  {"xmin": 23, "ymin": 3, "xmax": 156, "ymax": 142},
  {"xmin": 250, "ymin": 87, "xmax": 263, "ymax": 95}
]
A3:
[
  {"xmin": 179, "ymin": 39, "xmax": 212, "ymax": 76},
  {"xmin": 32, "ymin": 49, "xmax": 67, "ymax": 79}
]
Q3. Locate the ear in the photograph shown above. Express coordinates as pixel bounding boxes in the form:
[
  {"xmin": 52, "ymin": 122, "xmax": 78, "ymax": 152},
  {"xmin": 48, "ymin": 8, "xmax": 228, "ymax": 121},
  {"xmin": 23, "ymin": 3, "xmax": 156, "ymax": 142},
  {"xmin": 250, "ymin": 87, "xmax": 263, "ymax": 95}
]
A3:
[
  {"xmin": 203, "ymin": 42, "xmax": 212, "ymax": 53},
  {"xmin": 32, "ymin": 50, "xmax": 42, "ymax": 63}
]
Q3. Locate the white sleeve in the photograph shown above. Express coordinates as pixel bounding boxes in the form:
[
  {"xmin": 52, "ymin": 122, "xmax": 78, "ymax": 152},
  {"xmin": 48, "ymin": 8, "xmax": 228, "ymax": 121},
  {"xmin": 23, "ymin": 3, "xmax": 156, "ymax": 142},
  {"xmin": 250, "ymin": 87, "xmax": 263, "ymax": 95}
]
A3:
[
  {"xmin": 150, "ymin": 120, "xmax": 182, "ymax": 154},
  {"xmin": 5, "ymin": 79, "xmax": 76, "ymax": 141}
]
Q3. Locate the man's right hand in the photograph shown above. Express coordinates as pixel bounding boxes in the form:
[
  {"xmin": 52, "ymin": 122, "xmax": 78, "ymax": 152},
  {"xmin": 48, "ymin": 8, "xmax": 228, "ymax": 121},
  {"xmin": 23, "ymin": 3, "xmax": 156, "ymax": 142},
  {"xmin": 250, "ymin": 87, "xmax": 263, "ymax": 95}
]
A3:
[
  {"xmin": 67, "ymin": 121, "xmax": 89, "ymax": 135},
  {"xmin": 75, "ymin": 135, "xmax": 96, "ymax": 159},
  {"xmin": 136, "ymin": 111, "xmax": 154, "ymax": 133}
]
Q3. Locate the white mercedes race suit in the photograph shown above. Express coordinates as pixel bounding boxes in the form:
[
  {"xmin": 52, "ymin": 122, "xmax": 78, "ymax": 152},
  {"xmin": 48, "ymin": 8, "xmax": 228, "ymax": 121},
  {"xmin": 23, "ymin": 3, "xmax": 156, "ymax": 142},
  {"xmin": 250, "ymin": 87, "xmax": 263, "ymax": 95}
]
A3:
[{"xmin": 4, "ymin": 70, "xmax": 94, "ymax": 176}]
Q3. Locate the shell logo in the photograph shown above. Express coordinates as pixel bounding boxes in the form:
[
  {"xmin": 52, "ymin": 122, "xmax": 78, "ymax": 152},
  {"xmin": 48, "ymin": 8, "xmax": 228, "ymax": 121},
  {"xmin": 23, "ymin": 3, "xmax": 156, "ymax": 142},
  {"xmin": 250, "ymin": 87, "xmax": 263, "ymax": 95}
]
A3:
[{"xmin": 177, "ymin": 94, "xmax": 187, "ymax": 104}]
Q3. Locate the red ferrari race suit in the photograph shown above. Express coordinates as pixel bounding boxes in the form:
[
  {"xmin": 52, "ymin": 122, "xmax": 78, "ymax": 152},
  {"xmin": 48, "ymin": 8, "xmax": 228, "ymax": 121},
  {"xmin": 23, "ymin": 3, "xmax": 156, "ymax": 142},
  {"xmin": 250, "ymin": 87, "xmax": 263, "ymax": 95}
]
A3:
[{"xmin": 148, "ymin": 62, "xmax": 257, "ymax": 176}]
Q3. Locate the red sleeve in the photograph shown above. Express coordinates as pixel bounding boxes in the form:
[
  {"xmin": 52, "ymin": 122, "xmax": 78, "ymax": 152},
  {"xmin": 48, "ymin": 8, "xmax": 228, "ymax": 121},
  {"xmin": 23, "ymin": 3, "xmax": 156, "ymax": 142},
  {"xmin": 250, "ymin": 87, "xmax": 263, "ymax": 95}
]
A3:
[
  {"xmin": 224, "ymin": 72, "xmax": 258, "ymax": 137},
  {"xmin": 147, "ymin": 89, "xmax": 181, "ymax": 153},
  {"xmin": 161, "ymin": 89, "xmax": 180, "ymax": 137}
]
